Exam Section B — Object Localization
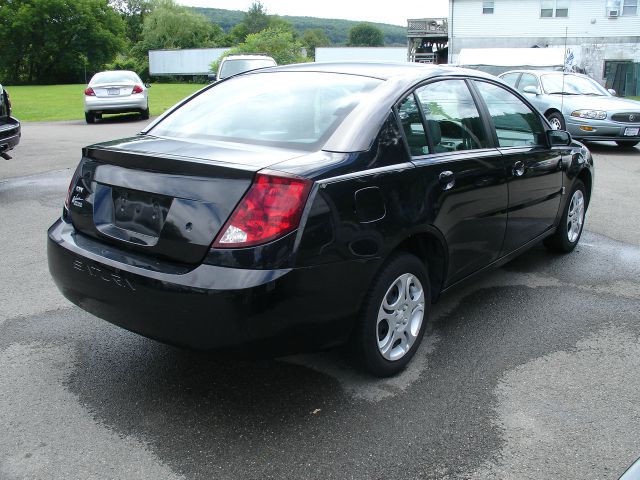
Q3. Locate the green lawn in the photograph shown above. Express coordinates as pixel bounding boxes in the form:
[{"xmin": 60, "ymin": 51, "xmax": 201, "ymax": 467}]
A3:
[{"xmin": 5, "ymin": 83, "xmax": 207, "ymax": 122}]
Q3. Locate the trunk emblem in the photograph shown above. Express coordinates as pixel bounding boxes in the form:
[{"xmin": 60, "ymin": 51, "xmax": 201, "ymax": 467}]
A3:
[{"xmin": 73, "ymin": 259, "xmax": 136, "ymax": 291}]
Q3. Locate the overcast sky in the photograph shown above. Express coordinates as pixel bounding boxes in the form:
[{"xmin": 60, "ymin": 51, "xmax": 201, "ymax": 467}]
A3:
[{"xmin": 177, "ymin": 0, "xmax": 449, "ymax": 27}]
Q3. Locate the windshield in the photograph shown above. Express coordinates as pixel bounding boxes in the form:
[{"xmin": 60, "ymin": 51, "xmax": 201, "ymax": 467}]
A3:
[
  {"xmin": 541, "ymin": 74, "xmax": 609, "ymax": 96},
  {"xmin": 90, "ymin": 71, "xmax": 140, "ymax": 85},
  {"xmin": 219, "ymin": 59, "xmax": 276, "ymax": 79},
  {"xmin": 149, "ymin": 72, "xmax": 382, "ymax": 150}
]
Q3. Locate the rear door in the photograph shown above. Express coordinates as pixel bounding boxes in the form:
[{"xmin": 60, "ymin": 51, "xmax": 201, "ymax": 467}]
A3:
[
  {"xmin": 472, "ymin": 80, "xmax": 563, "ymax": 253},
  {"xmin": 398, "ymin": 79, "xmax": 509, "ymax": 285}
]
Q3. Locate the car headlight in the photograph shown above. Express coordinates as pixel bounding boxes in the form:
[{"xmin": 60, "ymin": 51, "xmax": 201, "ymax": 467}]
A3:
[{"xmin": 571, "ymin": 110, "xmax": 607, "ymax": 120}]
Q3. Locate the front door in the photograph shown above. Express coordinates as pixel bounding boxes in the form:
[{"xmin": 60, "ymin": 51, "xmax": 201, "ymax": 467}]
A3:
[{"xmin": 473, "ymin": 80, "xmax": 563, "ymax": 253}]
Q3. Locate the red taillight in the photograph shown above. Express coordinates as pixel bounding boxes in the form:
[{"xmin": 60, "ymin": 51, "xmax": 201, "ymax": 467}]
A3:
[
  {"xmin": 213, "ymin": 172, "xmax": 312, "ymax": 248},
  {"xmin": 84, "ymin": 87, "xmax": 95, "ymax": 96},
  {"xmin": 132, "ymin": 84, "xmax": 144, "ymax": 94}
]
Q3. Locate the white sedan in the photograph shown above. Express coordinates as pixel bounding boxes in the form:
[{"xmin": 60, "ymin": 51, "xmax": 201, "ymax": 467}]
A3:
[{"xmin": 83, "ymin": 70, "xmax": 149, "ymax": 124}]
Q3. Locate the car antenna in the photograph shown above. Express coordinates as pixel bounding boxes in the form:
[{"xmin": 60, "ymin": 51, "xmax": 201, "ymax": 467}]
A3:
[{"xmin": 561, "ymin": 27, "xmax": 568, "ymax": 115}]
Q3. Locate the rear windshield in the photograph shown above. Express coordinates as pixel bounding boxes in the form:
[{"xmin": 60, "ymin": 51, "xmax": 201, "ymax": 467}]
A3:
[
  {"xmin": 219, "ymin": 58, "xmax": 276, "ymax": 79},
  {"xmin": 90, "ymin": 71, "xmax": 140, "ymax": 84},
  {"xmin": 149, "ymin": 72, "xmax": 382, "ymax": 150}
]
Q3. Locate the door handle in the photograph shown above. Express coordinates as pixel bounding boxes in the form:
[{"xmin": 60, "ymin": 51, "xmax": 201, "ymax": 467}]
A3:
[
  {"xmin": 513, "ymin": 161, "xmax": 525, "ymax": 177},
  {"xmin": 438, "ymin": 170, "xmax": 455, "ymax": 190}
]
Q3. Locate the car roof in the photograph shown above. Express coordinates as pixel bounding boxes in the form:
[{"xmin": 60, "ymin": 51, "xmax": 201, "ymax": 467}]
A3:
[
  {"xmin": 500, "ymin": 69, "xmax": 589, "ymax": 79},
  {"xmin": 222, "ymin": 55, "xmax": 275, "ymax": 61},
  {"xmin": 263, "ymin": 61, "xmax": 497, "ymax": 82}
]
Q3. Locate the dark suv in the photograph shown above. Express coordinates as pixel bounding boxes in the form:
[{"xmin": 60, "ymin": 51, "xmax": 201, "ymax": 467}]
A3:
[
  {"xmin": 0, "ymin": 84, "xmax": 20, "ymax": 159},
  {"xmin": 48, "ymin": 63, "xmax": 593, "ymax": 376}
]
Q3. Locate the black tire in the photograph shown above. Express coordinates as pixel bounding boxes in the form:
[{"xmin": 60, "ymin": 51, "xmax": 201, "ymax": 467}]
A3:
[
  {"xmin": 544, "ymin": 180, "xmax": 586, "ymax": 253},
  {"xmin": 140, "ymin": 108, "xmax": 150, "ymax": 120},
  {"xmin": 85, "ymin": 111, "xmax": 95, "ymax": 124},
  {"xmin": 546, "ymin": 111, "xmax": 566, "ymax": 131},
  {"xmin": 616, "ymin": 140, "xmax": 638, "ymax": 148},
  {"xmin": 351, "ymin": 253, "xmax": 431, "ymax": 377}
]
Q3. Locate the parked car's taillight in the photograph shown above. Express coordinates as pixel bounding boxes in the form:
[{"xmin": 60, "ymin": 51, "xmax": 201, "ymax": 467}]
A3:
[
  {"xmin": 84, "ymin": 87, "xmax": 95, "ymax": 96},
  {"xmin": 132, "ymin": 85, "xmax": 144, "ymax": 94},
  {"xmin": 213, "ymin": 172, "xmax": 312, "ymax": 248}
]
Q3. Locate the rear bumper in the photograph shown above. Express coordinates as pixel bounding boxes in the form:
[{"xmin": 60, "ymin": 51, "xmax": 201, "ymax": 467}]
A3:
[
  {"xmin": 0, "ymin": 117, "xmax": 21, "ymax": 152},
  {"xmin": 47, "ymin": 219, "xmax": 375, "ymax": 352},
  {"xmin": 84, "ymin": 95, "xmax": 147, "ymax": 113}
]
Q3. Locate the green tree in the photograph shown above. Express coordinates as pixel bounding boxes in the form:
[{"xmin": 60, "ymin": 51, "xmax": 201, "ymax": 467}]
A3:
[
  {"xmin": 132, "ymin": 0, "xmax": 224, "ymax": 55},
  {"xmin": 110, "ymin": 0, "xmax": 153, "ymax": 45},
  {"xmin": 347, "ymin": 23, "xmax": 384, "ymax": 47},
  {"xmin": 302, "ymin": 28, "xmax": 331, "ymax": 60},
  {"xmin": 211, "ymin": 28, "xmax": 307, "ymax": 73},
  {"xmin": 0, "ymin": 0, "xmax": 125, "ymax": 84},
  {"xmin": 243, "ymin": 1, "xmax": 270, "ymax": 35}
]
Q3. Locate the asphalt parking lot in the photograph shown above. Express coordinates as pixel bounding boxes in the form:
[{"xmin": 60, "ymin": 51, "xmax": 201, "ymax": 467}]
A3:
[{"xmin": 1, "ymin": 118, "xmax": 639, "ymax": 480}]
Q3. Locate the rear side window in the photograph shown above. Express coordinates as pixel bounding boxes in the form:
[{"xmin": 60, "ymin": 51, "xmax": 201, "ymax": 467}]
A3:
[
  {"xmin": 415, "ymin": 80, "xmax": 489, "ymax": 152},
  {"xmin": 474, "ymin": 81, "xmax": 545, "ymax": 148},
  {"xmin": 500, "ymin": 73, "xmax": 520, "ymax": 87},
  {"xmin": 397, "ymin": 94, "xmax": 429, "ymax": 156}
]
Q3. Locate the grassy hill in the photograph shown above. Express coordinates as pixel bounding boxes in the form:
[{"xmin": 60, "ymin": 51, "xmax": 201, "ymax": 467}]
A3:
[{"xmin": 192, "ymin": 7, "xmax": 407, "ymax": 46}]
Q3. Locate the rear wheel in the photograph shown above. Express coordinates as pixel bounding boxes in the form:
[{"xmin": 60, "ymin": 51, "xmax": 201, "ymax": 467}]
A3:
[
  {"xmin": 616, "ymin": 140, "xmax": 638, "ymax": 148},
  {"xmin": 352, "ymin": 253, "xmax": 431, "ymax": 377},
  {"xmin": 85, "ymin": 111, "xmax": 95, "ymax": 124},
  {"xmin": 546, "ymin": 111, "xmax": 565, "ymax": 130},
  {"xmin": 544, "ymin": 180, "xmax": 586, "ymax": 253},
  {"xmin": 140, "ymin": 108, "xmax": 150, "ymax": 120}
]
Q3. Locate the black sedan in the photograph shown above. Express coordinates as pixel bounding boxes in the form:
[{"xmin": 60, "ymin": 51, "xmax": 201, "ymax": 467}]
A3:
[
  {"xmin": 0, "ymin": 84, "xmax": 20, "ymax": 159},
  {"xmin": 47, "ymin": 63, "xmax": 594, "ymax": 377}
]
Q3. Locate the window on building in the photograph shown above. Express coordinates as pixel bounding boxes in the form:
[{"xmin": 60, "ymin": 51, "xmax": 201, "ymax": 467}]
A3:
[
  {"xmin": 541, "ymin": 0, "xmax": 569, "ymax": 17},
  {"xmin": 483, "ymin": 1, "xmax": 495, "ymax": 14},
  {"xmin": 606, "ymin": 0, "xmax": 638, "ymax": 15}
]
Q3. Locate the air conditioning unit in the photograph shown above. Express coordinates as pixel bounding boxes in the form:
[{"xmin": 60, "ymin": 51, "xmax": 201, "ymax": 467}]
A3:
[{"xmin": 607, "ymin": 9, "xmax": 619, "ymax": 17}]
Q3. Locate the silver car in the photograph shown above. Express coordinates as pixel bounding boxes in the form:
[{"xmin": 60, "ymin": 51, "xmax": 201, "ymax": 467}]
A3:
[
  {"xmin": 499, "ymin": 70, "xmax": 640, "ymax": 149},
  {"xmin": 83, "ymin": 70, "xmax": 149, "ymax": 124}
]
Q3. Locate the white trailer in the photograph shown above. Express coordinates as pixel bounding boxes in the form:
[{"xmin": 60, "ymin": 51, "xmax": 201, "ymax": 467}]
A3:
[{"xmin": 149, "ymin": 48, "xmax": 230, "ymax": 76}]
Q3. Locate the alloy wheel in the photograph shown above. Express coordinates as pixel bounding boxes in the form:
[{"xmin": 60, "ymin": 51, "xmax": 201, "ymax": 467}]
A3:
[
  {"xmin": 566, "ymin": 189, "xmax": 585, "ymax": 243},
  {"xmin": 376, "ymin": 273, "xmax": 425, "ymax": 361}
]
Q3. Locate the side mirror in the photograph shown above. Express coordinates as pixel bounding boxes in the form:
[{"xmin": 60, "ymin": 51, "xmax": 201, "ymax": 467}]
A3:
[
  {"xmin": 607, "ymin": 88, "xmax": 617, "ymax": 96},
  {"xmin": 144, "ymin": 83, "xmax": 151, "ymax": 89},
  {"xmin": 208, "ymin": 73, "xmax": 217, "ymax": 83},
  {"xmin": 523, "ymin": 85, "xmax": 541, "ymax": 95},
  {"xmin": 547, "ymin": 129, "xmax": 572, "ymax": 146}
]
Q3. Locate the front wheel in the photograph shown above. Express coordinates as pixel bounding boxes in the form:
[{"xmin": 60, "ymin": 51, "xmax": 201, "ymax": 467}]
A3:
[
  {"xmin": 544, "ymin": 180, "xmax": 586, "ymax": 253},
  {"xmin": 351, "ymin": 253, "xmax": 431, "ymax": 377},
  {"xmin": 546, "ymin": 111, "xmax": 565, "ymax": 130},
  {"xmin": 616, "ymin": 140, "xmax": 638, "ymax": 148}
]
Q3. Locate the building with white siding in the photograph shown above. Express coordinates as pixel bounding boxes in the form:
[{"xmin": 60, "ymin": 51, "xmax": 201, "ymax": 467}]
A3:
[{"xmin": 447, "ymin": 0, "xmax": 640, "ymax": 90}]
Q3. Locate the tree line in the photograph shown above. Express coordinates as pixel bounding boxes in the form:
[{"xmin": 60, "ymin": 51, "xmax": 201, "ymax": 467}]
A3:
[{"xmin": 0, "ymin": 0, "xmax": 391, "ymax": 85}]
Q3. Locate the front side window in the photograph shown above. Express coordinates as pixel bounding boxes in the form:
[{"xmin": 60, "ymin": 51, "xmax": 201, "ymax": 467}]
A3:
[
  {"xmin": 541, "ymin": 0, "xmax": 569, "ymax": 17},
  {"xmin": 518, "ymin": 73, "xmax": 540, "ymax": 93},
  {"xmin": 149, "ymin": 72, "xmax": 381, "ymax": 151},
  {"xmin": 483, "ymin": 1, "xmax": 495, "ymax": 14},
  {"xmin": 474, "ymin": 81, "xmax": 545, "ymax": 148},
  {"xmin": 415, "ymin": 80, "xmax": 489, "ymax": 153}
]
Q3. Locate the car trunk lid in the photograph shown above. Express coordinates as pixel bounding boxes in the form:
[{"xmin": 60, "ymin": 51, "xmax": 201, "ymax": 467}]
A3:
[
  {"xmin": 91, "ymin": 82, "xmax": 136, "ymax": 97},
  {"xmin": 67, "ymin": 135, "xmax": 306, "ymax": 264}
]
